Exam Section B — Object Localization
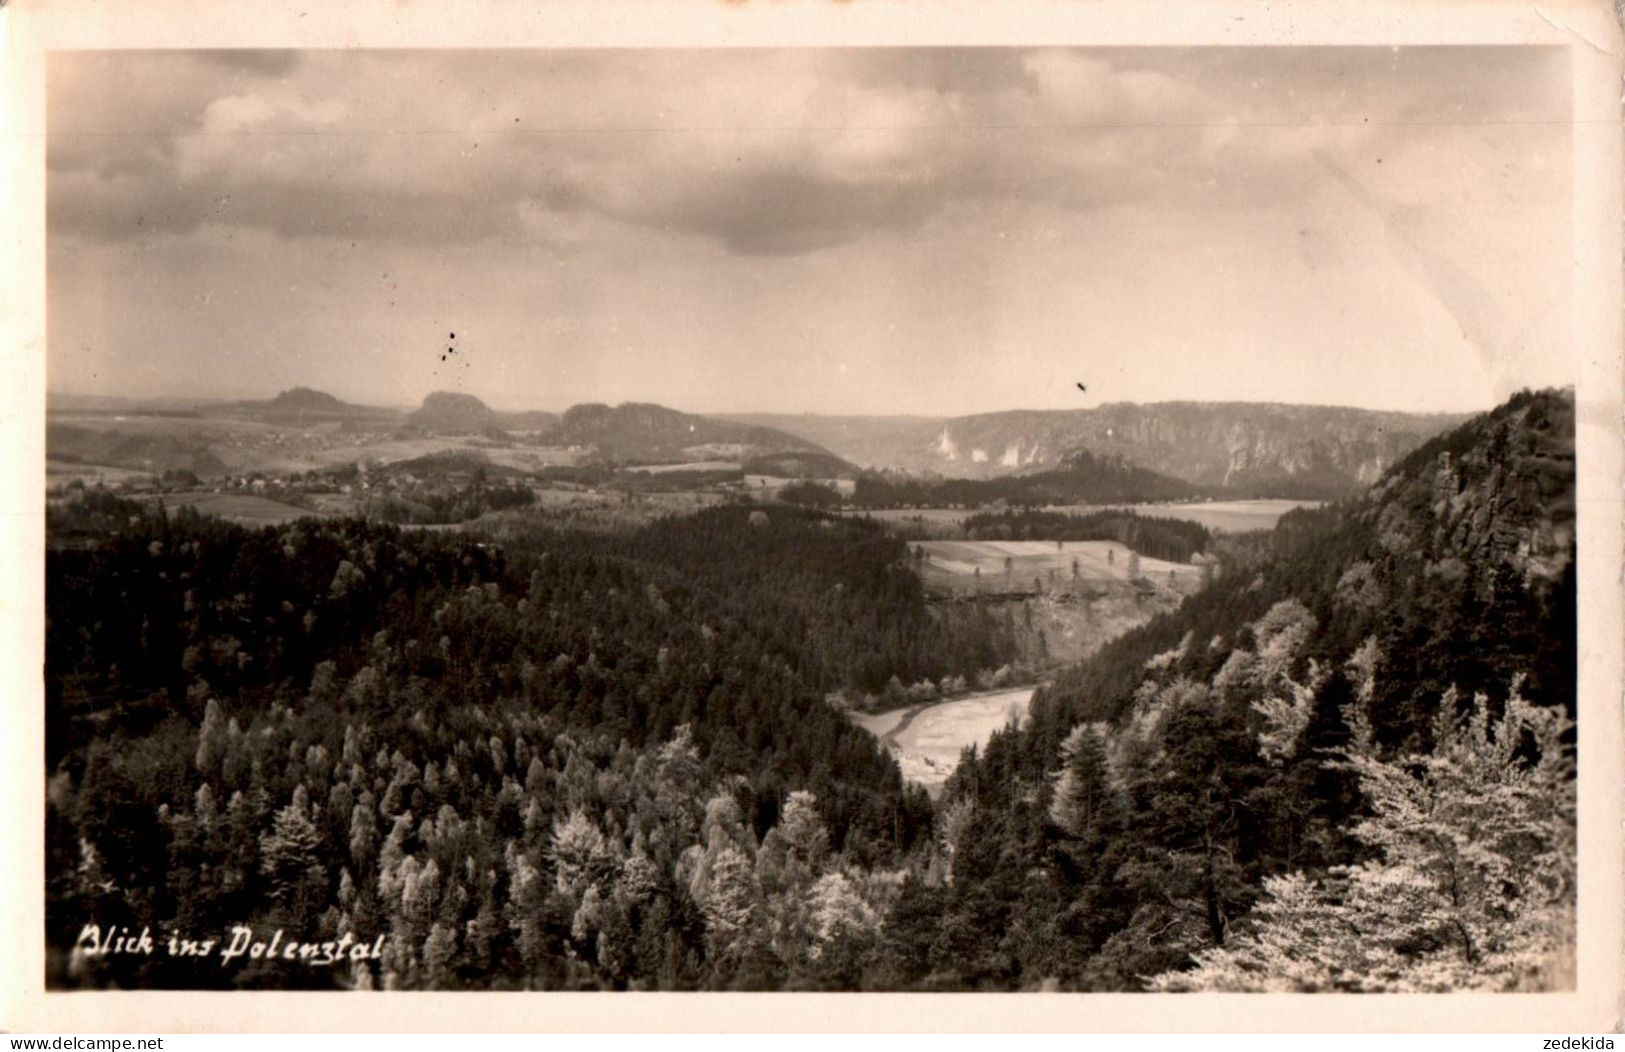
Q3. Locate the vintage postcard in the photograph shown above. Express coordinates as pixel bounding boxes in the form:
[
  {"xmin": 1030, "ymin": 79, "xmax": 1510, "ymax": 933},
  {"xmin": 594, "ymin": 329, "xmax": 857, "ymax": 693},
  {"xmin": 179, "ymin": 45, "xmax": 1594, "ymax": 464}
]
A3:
[{"xmin": 2, "ymin": 0, "xmax": 1621, "ymax": 1034}]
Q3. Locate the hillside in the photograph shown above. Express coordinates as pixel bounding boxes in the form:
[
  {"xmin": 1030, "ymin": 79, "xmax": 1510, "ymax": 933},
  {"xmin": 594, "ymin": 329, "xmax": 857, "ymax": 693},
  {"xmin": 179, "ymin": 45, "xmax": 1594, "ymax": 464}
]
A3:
[
  {"xmin": 267, "ymin": 387, "xmax": 351, "ymax": 414},
  {"xmin": 918, "ymin": 388, "xmax": 1576, "ymax": 990},
  {"xmin": 723, "ymin": 413, "xmax": 945, "ymax": 469},
  {"xmin": 46, "ymin": 423, "xmax": 229, "ymax": 477},
  {"xmin": 40, "ymin": 389, "xmax": 1578, "ymax": 994},
  {"xmin": 853, "ymin": 448, "xmax": 1204, "ymax": 508},
  {"xmin": 1041, "ymin": 387, "xmax": 1574, "ymax": 735},
  {"xmin": 395, "ymin": 391, "xmax": 562, "ymax": 438},
  {"xmin": 224, "ymin": 387, "xmax": 399, "ymax": 424},
  {"xmin": 551, "ymin": 401, "xmax": 834, "ymax": 463},
  {"xmin": 740, "ymin": 403, "xmax": 1467, "ymax": 499},
  {"xmin": 403, "ymin": 391, "xmax": 504, "ymax": 434},
  {"xmin": 741, "ymin": 449, "xmax": 859, "ymax": 479}
]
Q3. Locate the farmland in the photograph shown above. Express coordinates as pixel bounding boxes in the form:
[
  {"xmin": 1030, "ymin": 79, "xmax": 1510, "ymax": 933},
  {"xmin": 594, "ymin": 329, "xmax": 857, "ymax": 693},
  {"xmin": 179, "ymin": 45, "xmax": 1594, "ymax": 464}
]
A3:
[
  {"xmin": 624, "ymin": 460, "xmax": 740, "ymax": 475},
  {"xmin": 1058, "ymin": 499, "xmax": 1324, "ymax": 533},
  {"xmin": 46, "ymin": 459, "xmax": 156, "ymax": 488},
  {"xmin": 141, "ymin": 492, "xmax": 321, "ymax": 526},
  {"xmin": 910, "ymin": 538, "xmax": 1203, "ymax": 597}
]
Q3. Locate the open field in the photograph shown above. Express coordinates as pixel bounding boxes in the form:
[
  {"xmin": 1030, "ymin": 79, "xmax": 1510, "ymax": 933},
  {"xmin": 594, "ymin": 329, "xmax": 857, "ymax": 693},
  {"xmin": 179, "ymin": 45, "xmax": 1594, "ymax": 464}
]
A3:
[
  {"xmin": 854, "ymin": 686, "xmax": 1035, "ymax": 794},
  {"xmin": 51, "ymin": 408, "xmax": 587, "ymax": 478},
  {"xmin": 47, "ymin": 460, "xmax": 155, "ymax": 487},
  {"xmin": 744, "ymin": 474, "xmax": 857, "ymax": 497},
  {"xmin": 299, "ymin": 437, "xmax": 581, "ymax": 474},
  {"xmin": 911, "ymin": 538, "xmax": 1201, "ymax": 596},
  {"xmin": 625, "ymin": 461, "xmax": 741, "ymax": 475},
  {"xmin": 140, "ymin": 492, "xmax": 322, "ymax": 526},
  {"xmin": 1080, "ymin": 499, "xmax": 1323, "ymax": 533},
  {"xmin": 52, "ymin": 411, "xmax": 288, "ymax": 438}
]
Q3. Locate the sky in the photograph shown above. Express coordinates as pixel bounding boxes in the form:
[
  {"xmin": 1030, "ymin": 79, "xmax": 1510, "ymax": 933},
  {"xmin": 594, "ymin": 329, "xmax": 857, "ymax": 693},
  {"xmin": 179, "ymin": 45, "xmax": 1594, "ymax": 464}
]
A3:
[{"xmin": 47, "ymin": 46, "xmax": 1572, "ymax": 416}]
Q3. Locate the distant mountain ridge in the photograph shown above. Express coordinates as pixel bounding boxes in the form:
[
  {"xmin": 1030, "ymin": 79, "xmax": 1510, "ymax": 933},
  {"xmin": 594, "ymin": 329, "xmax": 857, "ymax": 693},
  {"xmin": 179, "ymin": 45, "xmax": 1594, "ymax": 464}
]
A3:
[
  {"xmin": 50, "ymin": 388, "xmax": 1464, "ymax": 493},
  {"xmin": 268, "ymin": 387, "xmax": 350, "ymax": 413},
  {"xmin": 733, "ymin": 402, "xmax": 1470, "ymax": 499}
]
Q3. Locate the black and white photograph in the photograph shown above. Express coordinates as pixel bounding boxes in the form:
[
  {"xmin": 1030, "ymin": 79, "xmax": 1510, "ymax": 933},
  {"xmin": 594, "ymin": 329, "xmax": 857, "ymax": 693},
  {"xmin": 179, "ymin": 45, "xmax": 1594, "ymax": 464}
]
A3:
[{"xmin": 6, "ymin": 0, "xmax": 1624, "ymax": 1032}]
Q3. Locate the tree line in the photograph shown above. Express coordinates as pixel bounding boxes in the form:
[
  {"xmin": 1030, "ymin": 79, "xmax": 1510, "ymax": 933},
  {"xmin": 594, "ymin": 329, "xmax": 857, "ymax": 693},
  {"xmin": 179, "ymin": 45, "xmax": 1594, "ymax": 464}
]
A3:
[{"xmin": 960, "ymin": 509, "xmax": 1214, "ymax": 564}]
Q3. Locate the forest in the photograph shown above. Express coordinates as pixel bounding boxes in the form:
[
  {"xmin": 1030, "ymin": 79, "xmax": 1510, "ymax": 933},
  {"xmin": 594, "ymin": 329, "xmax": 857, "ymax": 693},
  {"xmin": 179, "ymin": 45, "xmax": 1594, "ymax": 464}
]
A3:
[
  {"xmin": 44, "ymin": 390, "xmax": 1577, "ymax": 992},
  {"xmin": 959, "ymin": 509, "xmax": 1213, "ymax": 564},
  {"xmin": 850, "ymin": 450, "xmax": 1204, "ymax": 509},
  {"xmin": 362, "ymin": 478, "xmax": 537, "ymax": 526}
]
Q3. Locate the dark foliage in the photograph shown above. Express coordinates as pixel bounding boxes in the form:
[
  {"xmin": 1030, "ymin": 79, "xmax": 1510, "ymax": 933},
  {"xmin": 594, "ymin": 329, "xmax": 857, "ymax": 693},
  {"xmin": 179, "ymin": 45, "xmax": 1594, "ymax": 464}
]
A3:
[
  {"xmin": 851, "ymin": 451, "xmax": 1204, "ymax": 509},
  {"xmin": 961, "ymin": 509, "xmax": 1213, "ymax": 563},
  {"xmin": 42, "ymin": 391, "xmax": 1576, "ymax": 992}
]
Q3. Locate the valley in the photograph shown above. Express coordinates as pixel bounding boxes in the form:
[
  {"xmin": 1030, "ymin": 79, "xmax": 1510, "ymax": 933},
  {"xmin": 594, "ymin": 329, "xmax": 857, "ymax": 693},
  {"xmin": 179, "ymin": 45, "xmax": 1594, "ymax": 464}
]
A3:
[
  {"xmin": 45, "ymin": 385, "xmax": 1389, "ymax": 543},
  {"xmin": 36, "ymin": 40, "xmax": 1587, "ymax": 1005},
  {"xmin": 42, "ymin": 386, "xmax": 1580, "ymax": 994}
]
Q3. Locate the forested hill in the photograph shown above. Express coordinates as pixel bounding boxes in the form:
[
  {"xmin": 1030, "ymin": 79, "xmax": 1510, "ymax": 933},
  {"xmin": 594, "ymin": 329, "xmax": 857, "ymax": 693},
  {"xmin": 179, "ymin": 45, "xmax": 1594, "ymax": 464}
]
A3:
[
  {"xmin": 910, "ymin": 388, "xmax": 1576, "ymax": 991},
  {"xmin": 549, "ymin": 403, "xmax": 832, "ymax": 463},
  {"xmin": 732, "ymin": 402, "xmax": 1466, "ymax": 498},
  {"xmin": 41, "ymin": 390, "xmax": 1577, "ymax": 993},
  {"xmin": 1039, "ymin": 386, "xmax": 1575, "ymax": 740},
  {"xmin": 45, "ymin": 500, "xmax": 1020, "ymax": 989},
  {"xmin": 852, "ymin": 449, "xmax": 1203, "ymax": 508}
]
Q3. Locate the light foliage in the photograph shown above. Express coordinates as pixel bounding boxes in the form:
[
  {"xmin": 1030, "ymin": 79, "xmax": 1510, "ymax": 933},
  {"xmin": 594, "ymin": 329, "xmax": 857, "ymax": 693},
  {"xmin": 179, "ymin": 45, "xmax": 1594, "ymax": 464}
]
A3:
[{"xmin": 1152, "ymin": 682, "xmax": 1575, "ymax": 992}]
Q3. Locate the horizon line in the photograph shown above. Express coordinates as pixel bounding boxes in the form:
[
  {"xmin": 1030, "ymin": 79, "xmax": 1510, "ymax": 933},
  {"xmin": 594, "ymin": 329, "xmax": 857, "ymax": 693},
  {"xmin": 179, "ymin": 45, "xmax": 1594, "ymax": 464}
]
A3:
[{"xmin": 46, "ymin": 385, "xmax": 1523, "ymax": 421}]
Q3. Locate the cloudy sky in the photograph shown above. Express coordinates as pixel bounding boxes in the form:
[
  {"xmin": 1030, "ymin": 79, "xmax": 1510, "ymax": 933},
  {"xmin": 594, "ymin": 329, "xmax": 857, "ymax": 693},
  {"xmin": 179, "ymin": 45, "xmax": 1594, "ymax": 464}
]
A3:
[{"xmin": 47, "ymin": 46, "xmax": 1570, "ymax": 415}]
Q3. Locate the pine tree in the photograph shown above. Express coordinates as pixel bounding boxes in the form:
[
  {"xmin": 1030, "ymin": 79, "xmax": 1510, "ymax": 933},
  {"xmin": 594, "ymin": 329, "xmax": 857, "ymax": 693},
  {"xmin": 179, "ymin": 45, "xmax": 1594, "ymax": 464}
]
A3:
[
  {"xmin": 260, "ymin": 786, "xmax": 327, "ymax": 914},
  {"xmin": 1049, "ymin": 722, "xmax": 1119, "ymax": 840},
  {"xmin": 195, "ymin": 698, "xmax": 227, "ymax": 774}
]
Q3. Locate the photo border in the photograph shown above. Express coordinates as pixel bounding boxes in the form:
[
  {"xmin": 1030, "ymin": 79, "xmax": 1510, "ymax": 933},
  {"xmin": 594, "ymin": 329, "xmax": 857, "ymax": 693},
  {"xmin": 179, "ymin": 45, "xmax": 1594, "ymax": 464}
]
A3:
[{"xmin": 3, "ymin": 0, "xmax": 1620, "ymax": 1033}]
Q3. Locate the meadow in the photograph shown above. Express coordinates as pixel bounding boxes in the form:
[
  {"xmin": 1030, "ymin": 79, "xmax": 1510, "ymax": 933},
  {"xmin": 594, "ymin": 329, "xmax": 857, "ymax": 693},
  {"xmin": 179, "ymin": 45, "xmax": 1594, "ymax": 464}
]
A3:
[
  {"xmin": 46, "ymin": 460, "xmax": 155, "ymax": 488},
  {"xmin": 1057, "ymin": 499, "xmax": 1323, "ymax": 533},
  {"xmin": 911, "ymin": 538, "xmax": 1201, "ymax": 596},
  {"xmin": 624, "ymin": 460, "xmax": 741, "ymax": 475},
  {"xmin": 144, "ymin": 492, "xmax": 320, "ymax": 526}
]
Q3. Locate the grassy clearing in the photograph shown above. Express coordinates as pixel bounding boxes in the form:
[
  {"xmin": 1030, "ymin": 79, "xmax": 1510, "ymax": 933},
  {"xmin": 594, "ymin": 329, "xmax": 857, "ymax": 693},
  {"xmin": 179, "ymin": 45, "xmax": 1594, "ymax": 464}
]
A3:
[
  {"xmin": 624, "ymin": 461, "xmax": 741, "ymax": 475},
  {"xmin": 156, "ymin": 492, "xmax": 320, "ymax": 525},
  {"xmin": 1056, "ymin": 500, "xmax": 1323, "ymax": 533},
  {"xmin": 911, "ymin": 538, "xmax": 1200, "ymax": 596},
  {"xmin": 47, "ymin": 460, "xmax": 155, "ymax": 487}
]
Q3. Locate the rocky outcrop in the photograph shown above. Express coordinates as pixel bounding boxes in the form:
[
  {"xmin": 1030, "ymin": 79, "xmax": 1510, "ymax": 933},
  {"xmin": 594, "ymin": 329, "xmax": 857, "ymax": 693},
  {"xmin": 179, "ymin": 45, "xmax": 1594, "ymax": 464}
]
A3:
[
  {"xmin": 1363, "ymin": 388, "xmax": 1574, "ymax": 591},
  {"xmin": 921, "ymin": 403, "xmax": 1468, "ymax": 498},
  {"xmin": 550, "ymin": 402, "xmax": 834, "ymax": 463}
]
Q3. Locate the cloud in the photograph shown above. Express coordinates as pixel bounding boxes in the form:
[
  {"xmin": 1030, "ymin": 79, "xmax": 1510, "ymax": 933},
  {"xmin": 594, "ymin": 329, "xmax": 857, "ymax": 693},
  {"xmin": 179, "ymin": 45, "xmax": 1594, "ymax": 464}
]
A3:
[
  {"xmin": 190, "ymin": 50, "xmax": 304, "ymax": 76},
  {"xmin": 47, "ymin": 47, "xmax": 1568, "ymax": 259}
]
